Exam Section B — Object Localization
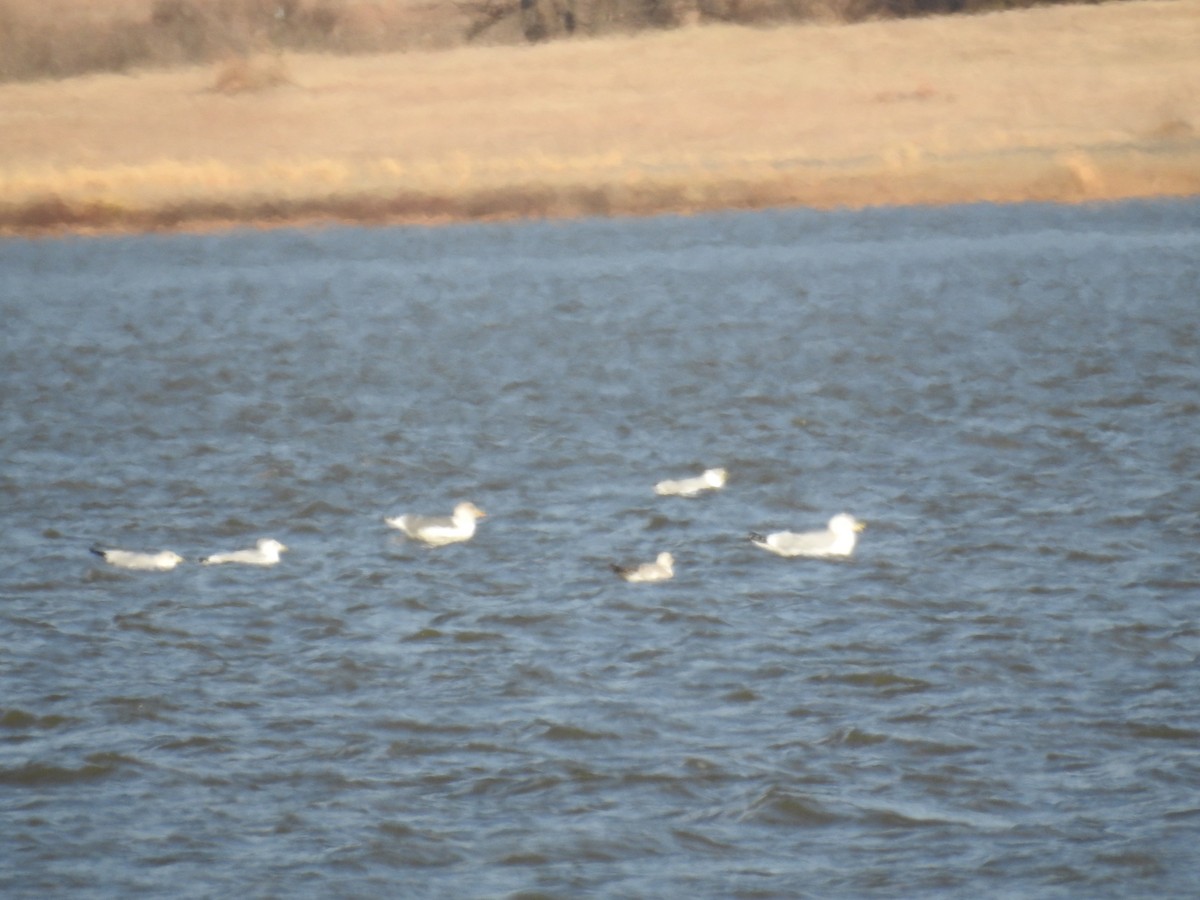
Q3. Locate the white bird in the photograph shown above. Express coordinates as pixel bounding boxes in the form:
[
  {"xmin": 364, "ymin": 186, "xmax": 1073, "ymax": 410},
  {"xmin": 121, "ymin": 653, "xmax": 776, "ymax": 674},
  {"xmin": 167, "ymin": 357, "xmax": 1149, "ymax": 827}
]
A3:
[
  {"xmin": 199, "ymin": 538, "xmax": 288, "ymax": 566},
  {"xmin": 611, "ymin": 551, "xmax": 675, "ymax": 583},
  {"xmin": 654, "ymin": 467, "xmax": 727, "ymax": 497},
  {"xmin": 749, "ymin": 513, "xmax": 866, "ymax": 558},
  {"xmin": 385, "ymin": 501, "xmax": 486, "ymax": 546},
  {"xmin": 90, "ymin": 546, "xmax": 184, "ymax": 571}
]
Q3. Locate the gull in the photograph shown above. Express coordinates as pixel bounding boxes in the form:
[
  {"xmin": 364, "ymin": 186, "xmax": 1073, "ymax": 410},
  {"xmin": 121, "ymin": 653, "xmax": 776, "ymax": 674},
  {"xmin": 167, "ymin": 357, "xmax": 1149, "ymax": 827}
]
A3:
[
  {"xmin": 611, "ymin": 552, "xmax": 675, "ymax": 583},
  {"xmin": 749, "ymin": 513, "xmax": 865, "ymax": 558},
  {"xmin": 385, "ymin": 502, "xmax": 486, "ymax": 546},
  {"xmin": 199, "ymin": 538, "xmax": 288, "ymax": 566},
  {"xmin": 90, "ymin": 546, "xmax": 184, "ymax": 571},
  {"xmin": 654, "ymin": 467, "xmax": 727, "ymax": 497}
]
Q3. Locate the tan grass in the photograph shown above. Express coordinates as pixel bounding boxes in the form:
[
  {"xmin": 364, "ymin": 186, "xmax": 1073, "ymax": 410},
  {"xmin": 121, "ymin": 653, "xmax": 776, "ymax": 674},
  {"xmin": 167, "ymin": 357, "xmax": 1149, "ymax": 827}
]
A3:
[
  {"xmin": 210, "ymin": 55, "xmax": 294, "ymax": 93},
  {"xmin": 1, "ymin": 0, "xmax": 1198, "ymax": 234}
]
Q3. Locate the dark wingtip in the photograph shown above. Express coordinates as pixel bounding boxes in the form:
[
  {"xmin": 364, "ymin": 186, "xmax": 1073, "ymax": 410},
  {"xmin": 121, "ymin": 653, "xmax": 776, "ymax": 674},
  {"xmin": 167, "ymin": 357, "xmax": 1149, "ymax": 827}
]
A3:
[
  {"xmin": 89, "ymin": 546, "xmax": 106, "ymax": 558},
  {"xmin": 748, "ymin": 532, "xmax": 765, "ymax": 543}
]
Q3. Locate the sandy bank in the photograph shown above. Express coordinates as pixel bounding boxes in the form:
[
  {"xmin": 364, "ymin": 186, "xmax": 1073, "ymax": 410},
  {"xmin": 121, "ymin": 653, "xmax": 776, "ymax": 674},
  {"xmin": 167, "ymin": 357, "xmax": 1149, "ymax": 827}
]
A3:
[{"xmin": 1, "ymin": 0, "xmax": 1197, "ymax": 235}]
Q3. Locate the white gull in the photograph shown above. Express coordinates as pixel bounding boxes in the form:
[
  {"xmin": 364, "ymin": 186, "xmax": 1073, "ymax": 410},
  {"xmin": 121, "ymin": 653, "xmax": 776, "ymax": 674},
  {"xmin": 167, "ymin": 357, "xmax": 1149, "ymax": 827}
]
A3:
[
  {"xmin": 611, "ymin": 551, "xmax": 675, "ymax": 583},
  {"xmin": 654, "ymin": 467, "xmax": 727, "ymax": 497},
  {"xmin": 385, "ymin": 502, "xmax": 486, "ymax": 546},
  {"xmin": 749, "ymin": 513, "xmax": 865, "ymax": 558},
  {"xmin": 90, "ymin": 546, "xmax": 184, "ymax": 571},
  {"xmin": 200, "ymin": 538, "xmax": 288, "ymax": 566}
]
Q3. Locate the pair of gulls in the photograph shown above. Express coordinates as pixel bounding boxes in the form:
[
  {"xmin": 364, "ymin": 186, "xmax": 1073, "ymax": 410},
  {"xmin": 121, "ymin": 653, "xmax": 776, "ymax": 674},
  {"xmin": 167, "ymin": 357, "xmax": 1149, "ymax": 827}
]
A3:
[
  {"xmin": 611, "ymin": 512, "xmax": 866, "ymax": 583},
  {"xmin": 90, "ymin": 538, "xmax": 288, "ymax": 571},
  {"xmin": 386, "ymin": 467, "xmax": 865, "ymax": 585}
]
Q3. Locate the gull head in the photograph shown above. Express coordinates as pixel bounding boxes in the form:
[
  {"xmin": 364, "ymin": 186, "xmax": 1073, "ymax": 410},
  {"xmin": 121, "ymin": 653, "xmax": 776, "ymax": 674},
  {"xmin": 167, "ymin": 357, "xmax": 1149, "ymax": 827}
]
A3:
[
  {"xmin": 829, "ymin": 513, "xmax": 865, "ymax": 535},
  {"xmin": 454, "ymin": 502, "xmax": 487, "ymax": 522},
  {"xmin": 704, "ymin": 468, "xmax": 728, "ymax": 488},
  {"xmin": 258, "ymin": 538, "xmax": 288, "ymax": 555},
  {"xmin": 656, "ymin": 552, "xmax": 675, "ymax": 572}
]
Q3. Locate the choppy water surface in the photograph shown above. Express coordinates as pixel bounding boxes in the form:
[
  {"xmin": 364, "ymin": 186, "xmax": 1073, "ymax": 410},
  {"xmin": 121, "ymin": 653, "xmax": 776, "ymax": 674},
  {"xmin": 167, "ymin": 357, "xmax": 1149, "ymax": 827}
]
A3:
[{"xmin": 2, "ymin": 200, "xmax": 1199, "ymax": 897}]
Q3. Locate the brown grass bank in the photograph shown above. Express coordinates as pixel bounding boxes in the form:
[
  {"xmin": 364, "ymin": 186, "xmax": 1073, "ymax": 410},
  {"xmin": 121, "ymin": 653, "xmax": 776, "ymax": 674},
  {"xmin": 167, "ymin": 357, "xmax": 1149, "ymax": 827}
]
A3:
[{"xmin": 1, "ymin": 0, "xmax": 1197, "ymax": 235}]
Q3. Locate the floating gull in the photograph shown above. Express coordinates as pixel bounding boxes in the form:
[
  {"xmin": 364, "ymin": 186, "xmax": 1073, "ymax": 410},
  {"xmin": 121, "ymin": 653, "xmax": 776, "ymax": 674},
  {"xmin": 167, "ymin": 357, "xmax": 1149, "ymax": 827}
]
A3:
[
  {"xmin": 611, "ymin": 552, "xmax": 675, "ymax": 583},
  {"xmin": 199, "ymin": 538, "xmax": 288, "ymax": 566},
  {"xmin": 385, "ymin": 502, "xmax": 486, "ymax": 546},
  {"xmin": 90, "ymin": 546, "xmax": 184, "ymax": 571},
  {"xmin": 654, "ymin": 467, "xmax": 727, "ymax": 497},
  {"xmin": 749, "ymin": 513, "xmax": 865, "ymax": 558}
]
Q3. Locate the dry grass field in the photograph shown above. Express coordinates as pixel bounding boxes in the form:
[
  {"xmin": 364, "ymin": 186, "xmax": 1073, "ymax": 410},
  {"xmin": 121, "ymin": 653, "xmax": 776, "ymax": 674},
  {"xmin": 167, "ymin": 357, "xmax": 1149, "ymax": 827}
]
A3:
[{"xmin": 1, "ymin": 0, "xmax": 1197, "ymax": 234}]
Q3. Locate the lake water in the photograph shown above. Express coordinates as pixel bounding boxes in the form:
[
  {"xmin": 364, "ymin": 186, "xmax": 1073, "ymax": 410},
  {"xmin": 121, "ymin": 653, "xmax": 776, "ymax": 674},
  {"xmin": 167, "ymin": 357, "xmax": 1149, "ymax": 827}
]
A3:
[{"xmin": 2, "ymin": 199, "xmax": 1199, "ymax": 897}]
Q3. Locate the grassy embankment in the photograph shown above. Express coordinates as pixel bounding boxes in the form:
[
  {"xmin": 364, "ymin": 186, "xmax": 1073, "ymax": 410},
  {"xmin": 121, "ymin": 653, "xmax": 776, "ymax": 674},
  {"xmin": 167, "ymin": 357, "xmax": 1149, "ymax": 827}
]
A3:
[{"xmin": 1, "ymin": 0, "xmax": 1197, "ymax": 234}]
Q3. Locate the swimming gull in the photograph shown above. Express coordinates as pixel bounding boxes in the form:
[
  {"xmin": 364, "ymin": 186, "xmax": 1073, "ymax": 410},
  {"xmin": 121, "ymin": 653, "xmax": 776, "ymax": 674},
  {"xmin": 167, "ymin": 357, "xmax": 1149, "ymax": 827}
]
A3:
[
  {"xmin": 90, "ymin": 546, "xmax": 184, "ymax": 571},
  {"xmin": 654, "ymin": 467, "xmax": 727, "ymax": 497},
  {"xmin": 749, "ymin": 513, "xmax": 865, "ymax": 558},
  {"xmin": 611, "ymin": 551, "xmax": 675, "ymax": 583},
  {"xmin": 200, "ymin": 538, "xmax": 288, "ymax": 566},
  {"xmin": 385, "ymin": 502, "xmax": 486, "ymax": 546}
]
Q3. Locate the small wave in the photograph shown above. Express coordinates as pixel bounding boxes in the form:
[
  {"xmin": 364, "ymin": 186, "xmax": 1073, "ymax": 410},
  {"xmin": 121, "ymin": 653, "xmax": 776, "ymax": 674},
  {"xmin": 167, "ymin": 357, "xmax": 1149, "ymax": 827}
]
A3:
[
  {"xmin": 742, "ymin": 786, "xmax": 843, "ymax": 827},
  {"xmin": 497, "ymin": 850, "xmax": 552, "ymax": 866},
  {"xmin": 541, "ymin": 723, "xmax": 619, "ymax": 742},
  {"xmin": 211, "ymin": 515, "xmax": 258, "ymax": 535},
  {"xmin": 114, "ymin": 613, "xmax": 192, "ymax": 640},
  {"xmin": 402, "ymin": 627, "xmax": 443, "ymax": 642},
  {"xmin": 292, "ymin": 499, "xmax": 356, "ymax": 519},
  {"xmin": 0, "ymin": 708, "xmax": 76, "ymax": 730},
  {"xmin": 822, "ymin": 727, "xmax": 889, "ymax": 747},
  {"xmin": 671, "ymin": 828, "xmax": 737, "ymax": 854},
  {"xmin": 227, "ymin": 402, "xmax": 284, "ymax": 428},
  {"xmin": 860, "ymin": 807, "xmax": 960, "ymax": 829},
  {"xmin": 960, "ymin": 431, "xmax": 1025, "ymax": 450},
  {"xmin": 897, "ymin": 737, "xmax": 980, "ymax": 757},
  {"xmin": 814, "ymin": 671, "xmax": 934, "ymax": 695},
  {"xmin": 1136, "ymin": 578, "xmax": 1200, "ymax": 592},
  {"xmin": 1082, "ymin": 391, "xmax": 1160, "ymax": 409},
  {"xmin": 642, "ymin": 513, "xmax": 678, "ymax": 531},
  {"xmin": 477, "ymin": 612, "xmax": 562, "ymax": 628},
  {"xmin": 373, "ymin": 718, "xmax": 476, "ymax": 735},
  {"xmin": 1121, "ymin": 722, "xmax": 1200, "ymax": 742},
  {"xmin": 1163, "ymin": 807, "xmax": 1200, "ymax": 821},
  {"xmin": 1093, "ymin": 850, "xmax": 1165, "ymax": 877},
  {"xmin": 0, "ymin": 753, "xmax": 136, "ymax": 786},
  {"xmin": 722, "ymin": 688, "xmax": 760, "ymax": 703},
  {"xmin": 352, "ymin": 822, "xmax": 465, "ymax": 868},
  {"xmin": 99, "ymin": 696, "xmax": 180, "ymax": 724},
  {"xmin": 656, "ymin": 610, "xmax": 727, "ymax": 628},
  {"xmin": 452, "ymin": 630, "xmax": 505, "ymax": 644},
  {"xmin": 6, "ymin": 579, "xmax": 69, "ymax": 593},
  {"xmin": 1063, "ymin": 549, "xmax": 1125, "ymax": 563},
  {"xmin": 83, "ymin": 566, "xmax": 134, "ymax": 584},
  {"xmin": 386, "ymin": 739, "xmax": 453, "ymax": 758},
  {"xmin": 151, "ymin": 735, "xmax": 233, "ymax": 754}
]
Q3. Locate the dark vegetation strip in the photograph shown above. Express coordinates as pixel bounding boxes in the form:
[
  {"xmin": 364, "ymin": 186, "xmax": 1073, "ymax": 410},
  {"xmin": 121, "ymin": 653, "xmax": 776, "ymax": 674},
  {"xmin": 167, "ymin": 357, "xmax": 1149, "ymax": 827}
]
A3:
[{"xmin": 0, "ymin": 0, "xmax": 1116, "ymax": 84}]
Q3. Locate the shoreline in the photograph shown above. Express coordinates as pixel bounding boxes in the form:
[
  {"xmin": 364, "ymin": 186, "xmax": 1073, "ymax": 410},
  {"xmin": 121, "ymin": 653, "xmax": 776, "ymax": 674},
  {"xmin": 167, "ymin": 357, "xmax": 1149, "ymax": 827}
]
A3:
[
  {"xmin": 7, "ymin": 144, "xmax": 1198, "ymax": 239},
  {"xmin": 2, "ymin": 1, "xmax": 1198, "ymax": 237}
]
